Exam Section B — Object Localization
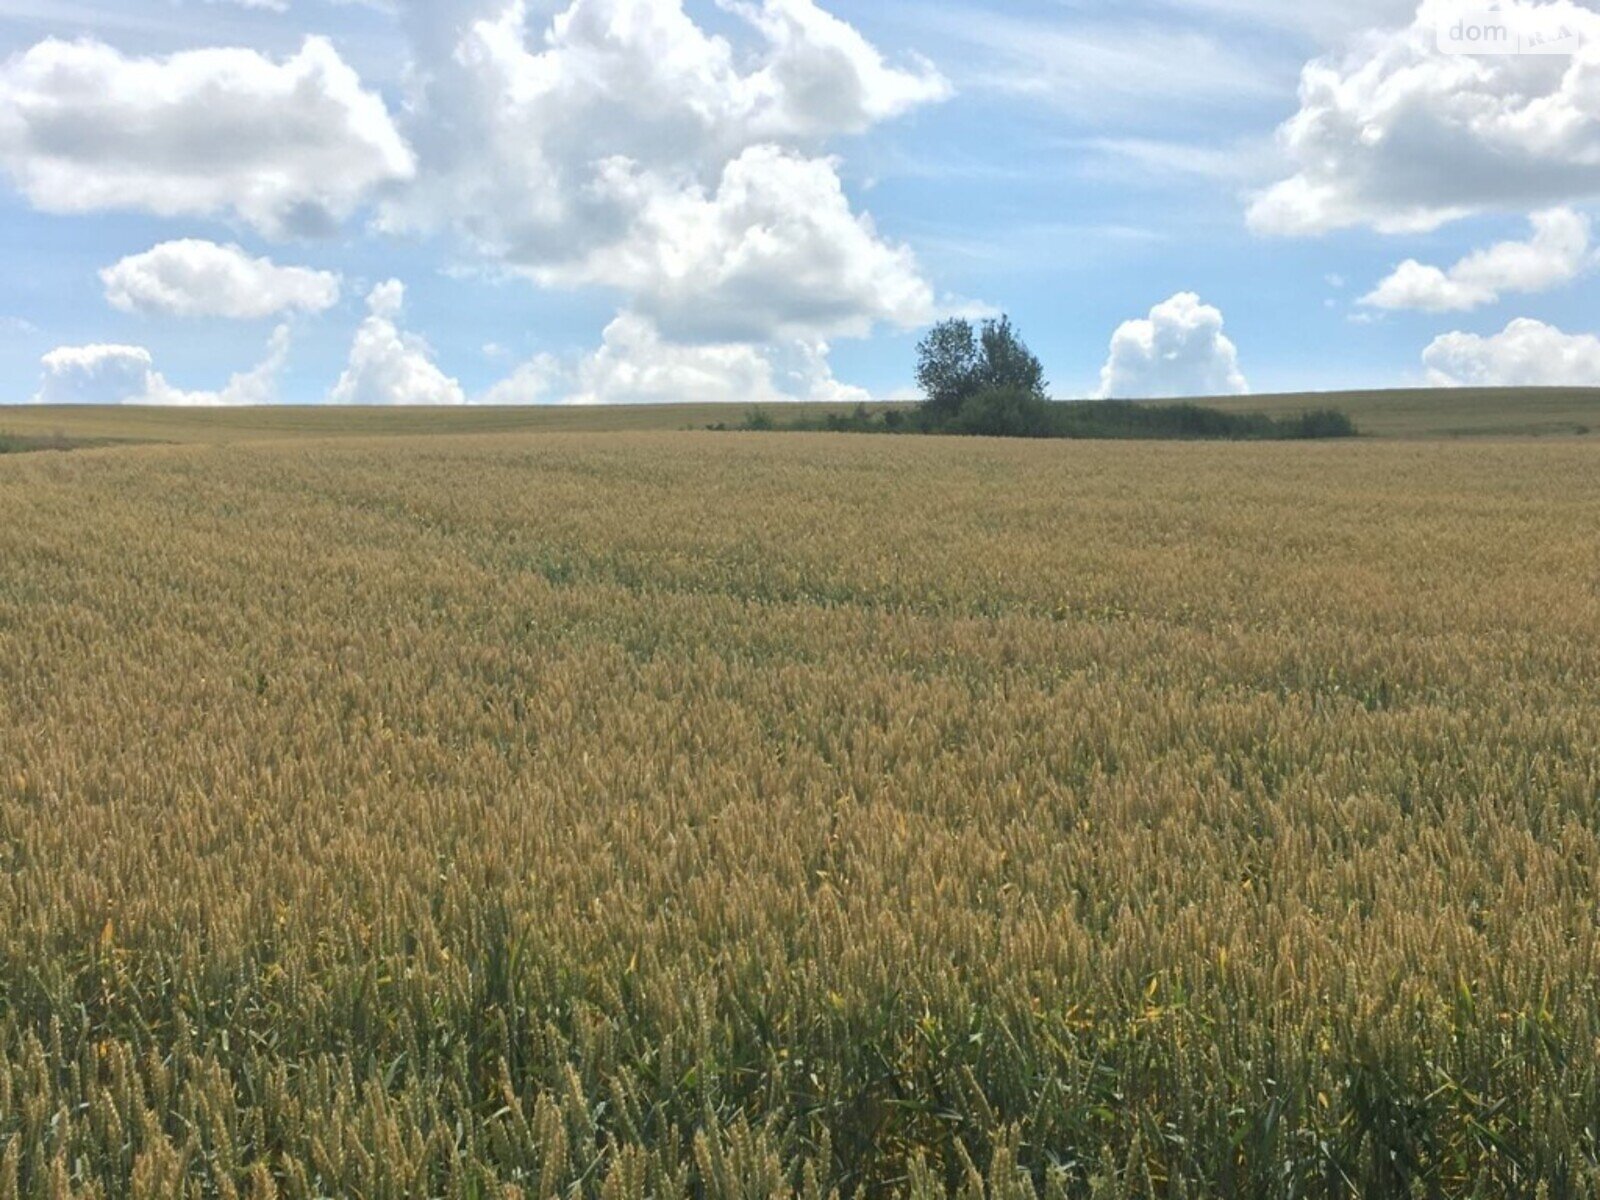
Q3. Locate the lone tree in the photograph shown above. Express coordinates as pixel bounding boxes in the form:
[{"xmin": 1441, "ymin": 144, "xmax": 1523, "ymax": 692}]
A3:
[
  {"xmin": 914, "ymin": 316, "xmax": 1047, "ymax": 421},
  {"xmin": 914, "ymin": 319, "xmax": 980, "ymax": 418}
]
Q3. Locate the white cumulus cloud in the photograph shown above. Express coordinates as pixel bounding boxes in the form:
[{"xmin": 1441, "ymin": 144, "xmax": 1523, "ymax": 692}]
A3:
[
  {"xmin": 384, "ymin": 0, "xmax": 946, "ymax": 347},
  {"xmin": 1097, "ymin": 292, "xmax": 1248, "ymax": 399},
  {"xmin": 366, "ymin": 279, "xmax": 406, "ymax": 321},
  {"xmin": 568, "ymin": 311, "xmax": 869, "ymax": 405},
  {"xmin": 1362, "ymin": 208, "xmax": 1594, "ymax": 312},
  {"xmin": 0, "ymin": 36, "xmax": 413, "ymax": 238},
  {"xmin": 1251, "ymin": 0, "xmax": 1600, "ymax": 236},
  {"xmin": 1423, "ymin": 318, "xmax": 1600, "ymax": 386},
  {"xmin": 33, "ymin": 345, "xmax": 159, "ymax": 405},
  {"xmin": 34, "ymin": 326, "xmax": 291, "ymax": 405},
  {"xmin": 1362, "ymin": 262, "xmax": 1492, "ymax": 314},
  {"xmin": 329, "ymin": 281, "xmax": 465, "ymax": 406},
  {"xmin": 101, "ymin": 240, "xmax": 342, "ymax": 319},
  {"xmin": 548, "ymin": 146, "xmax": 935, "ymax": 342},
  {"xmin": 478, "ymin": 353, "xmax": 564, "ymax": 406},
  {"xmin": 725, "ymin": 0, "xmax": 952, "ymax": 135}
]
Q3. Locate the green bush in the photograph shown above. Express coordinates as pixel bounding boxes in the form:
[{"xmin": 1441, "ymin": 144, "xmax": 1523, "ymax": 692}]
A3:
[
  {"xmin": 937, "ymin": 397, "xmax": 1362, "ymax": 441},
  {"xmin": 947, "ymin": 387, "xmax": 1060, "ymax": 438},
  {"xmin": 719, "ymin": 399, "xmax": 1360, "ymax": 442},
  {"xmin": 1050, "ymin": 401, "xmax": 1358, "ymax": 441},
  {"xmin": 1286, "ymin": 408, "xmax": 1360, "ymax": 439}
]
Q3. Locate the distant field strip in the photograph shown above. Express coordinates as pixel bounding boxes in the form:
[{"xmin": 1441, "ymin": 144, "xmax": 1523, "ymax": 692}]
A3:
[
  {"xmin": 5, "ymin": 385, "xmax": 1600, "ymax": 444},
  {"xmin": 2, "ymin": 432, "xmax": 1600, "ymax": 1196}
]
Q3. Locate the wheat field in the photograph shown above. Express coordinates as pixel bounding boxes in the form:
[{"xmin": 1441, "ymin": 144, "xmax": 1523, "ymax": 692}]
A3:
[{"xmin": 2, "ymin": 428, "xmax": 1600, "ymax": 1197}]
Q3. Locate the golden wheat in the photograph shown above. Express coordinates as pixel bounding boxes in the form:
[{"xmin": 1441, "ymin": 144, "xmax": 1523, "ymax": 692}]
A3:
[{"xmin": 1, "ymin": 431, "xmax": 1598, "ymax": 1197}]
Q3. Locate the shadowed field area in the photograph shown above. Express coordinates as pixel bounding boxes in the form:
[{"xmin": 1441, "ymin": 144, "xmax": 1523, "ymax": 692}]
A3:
[
  {"xmin": 0, "ymin": 431, "xmax": 112, "ymax": 454},
  {"xmin": 1203, "ymin": 386, "xmax": 1600, "ymax": 439},
  {"xmin": 3, "ymin": 430, "xmax": 1600, "ymax": 1196}
]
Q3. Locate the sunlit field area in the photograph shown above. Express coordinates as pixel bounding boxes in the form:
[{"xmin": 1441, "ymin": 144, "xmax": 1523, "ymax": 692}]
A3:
[{"xmin": 4, "ymin": 418, "xmax": 1600, "ymax": 1196}]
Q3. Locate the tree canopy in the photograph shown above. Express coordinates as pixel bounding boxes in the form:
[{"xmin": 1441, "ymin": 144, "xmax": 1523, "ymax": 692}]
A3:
[{"xmin": 914, "ymin": 316, "xmax": 1047, "ymax": 418}]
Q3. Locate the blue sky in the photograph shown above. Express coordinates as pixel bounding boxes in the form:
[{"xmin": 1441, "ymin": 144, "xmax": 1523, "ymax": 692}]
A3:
[{"xmin": 4, "ymin": 0, "xmax": 1600, "ymax": 405}]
